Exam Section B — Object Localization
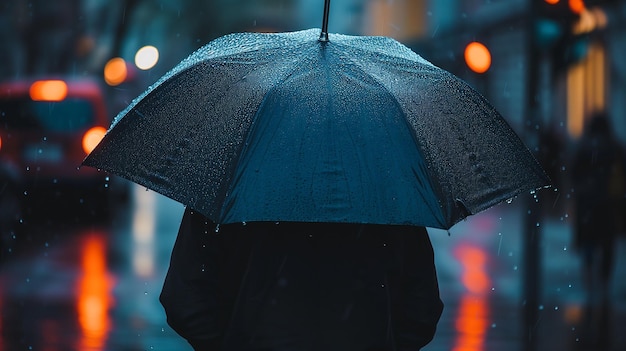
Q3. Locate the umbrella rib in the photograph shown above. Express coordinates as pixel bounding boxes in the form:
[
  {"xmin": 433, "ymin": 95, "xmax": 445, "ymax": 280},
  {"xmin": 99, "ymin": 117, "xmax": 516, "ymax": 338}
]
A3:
[{"xmin": 332, "ymin": 39, "xmax": 434, "ymax": 69}]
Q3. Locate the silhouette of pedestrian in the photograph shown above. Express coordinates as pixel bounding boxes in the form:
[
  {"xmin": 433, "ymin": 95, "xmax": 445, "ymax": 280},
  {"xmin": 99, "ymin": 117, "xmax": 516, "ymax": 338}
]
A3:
[{"xmin": 570, "ymin": 111, "xmax": 625, "ymax": 300}]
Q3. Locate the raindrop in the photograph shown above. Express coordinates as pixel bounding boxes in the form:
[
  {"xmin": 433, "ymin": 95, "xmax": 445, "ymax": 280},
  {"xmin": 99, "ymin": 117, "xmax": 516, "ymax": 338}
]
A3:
[
  {"xmin": 144, "ymin": 291, "xmax": 148, "ymax": 295},
  {"xmin": 563, "ymin": 246, "xmax": 567, "ymax": 251},
  {"xmin": 535, "ymin": 222, "xmax": 540, "ymax": 227},
  {"xmin": 215, "ymin": 224, "xmax": 220, "ymax": 233},
  {"xmin": 538, "ymin": 305, "xmax": 544, "ymax": 310},
  {"xmin": 513, "ymin": 265, "xmax": 518, "ymax": 271},
  {"xmin": 554, "ymin": 306, "xmax": 559, "ymax": 311},
  {"xmin": 491, "ymin": 323, "xmax": 497, "ymax": 328},
  {"xmin": 242, "ymin": 221, "xmax": 247, "ymax": 226}
]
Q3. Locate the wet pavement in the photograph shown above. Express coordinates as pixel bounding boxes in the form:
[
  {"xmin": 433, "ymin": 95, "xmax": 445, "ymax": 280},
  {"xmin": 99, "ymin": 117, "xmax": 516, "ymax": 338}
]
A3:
[{"xmin": 0, "ymin": 183, "xmax": 625, "ymax": 351}]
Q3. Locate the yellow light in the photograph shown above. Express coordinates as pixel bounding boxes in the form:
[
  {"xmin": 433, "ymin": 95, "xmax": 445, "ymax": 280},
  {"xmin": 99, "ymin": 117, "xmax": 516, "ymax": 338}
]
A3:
[
  {"xmin": 82, "ymin": 126, "xmax": 107, "ymax": 155},
  {"xmin": 104, "ymin": 58, "xmax": 128, "ymax": 86},
  {"xmin": 464, "ymin": 42, "xmax": 492, "ymax": 74},
  {"xmin": 135, "ymin": 46, "xmax": 159, "ymax": 70},
  {"xmin": 29, "ymin": 80, "xmax": 68, "ymax": 101}
]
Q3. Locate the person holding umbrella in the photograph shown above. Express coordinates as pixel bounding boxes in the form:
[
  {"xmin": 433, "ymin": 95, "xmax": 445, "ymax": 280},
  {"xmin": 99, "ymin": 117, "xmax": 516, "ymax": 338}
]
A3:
[
  {"xmin": 160, "ymin": 209, "xmax": 444, "ymax": 350},
  {"xmin": 82, "ymin": 3, "xmax": 549, "ymax": 351}
]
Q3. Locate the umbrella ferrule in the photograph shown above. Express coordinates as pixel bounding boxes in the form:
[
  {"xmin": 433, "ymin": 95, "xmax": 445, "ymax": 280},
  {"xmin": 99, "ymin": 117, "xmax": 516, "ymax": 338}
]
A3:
[{"xmin": 319, "ymin": 0, "xmax": 331, "ymax": 42}]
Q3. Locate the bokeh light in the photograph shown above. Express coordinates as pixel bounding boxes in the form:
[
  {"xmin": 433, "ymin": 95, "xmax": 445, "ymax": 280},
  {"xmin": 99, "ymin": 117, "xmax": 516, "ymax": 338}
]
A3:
[
  {"xmin": 569, "ymin": 0, "xmax": 585, "ymax": 14},
  {"xmin": 135, "ymin": 46, "xmax": 159, "ymax": 70},
  {"xmin": 464, "ymin": 42, "xmax": 492, "ymax": 74},
  {"xmin": 29, "ymin": 80, "xmax": 68, "ymax": 101},
  {"xmin": 82, "ymin": 126, "xmax": 107, "ymax": 155},
  {"xmin": 104, "ymin": 57, "xmax": 128, "ymax": 86}
]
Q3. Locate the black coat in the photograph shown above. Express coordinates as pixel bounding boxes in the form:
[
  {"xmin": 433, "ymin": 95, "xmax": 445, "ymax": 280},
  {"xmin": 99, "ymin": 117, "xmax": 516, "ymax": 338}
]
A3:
[{"xmin": 160, "ymin": 208, "xmax": 443, "ymax": 351}]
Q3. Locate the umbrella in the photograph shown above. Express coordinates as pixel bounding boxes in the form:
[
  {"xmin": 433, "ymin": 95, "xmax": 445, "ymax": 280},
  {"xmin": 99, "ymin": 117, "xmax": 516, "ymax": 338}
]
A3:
[{"xmin": 83, "ymin": 4, "xmax": 549, "ymax": 230}]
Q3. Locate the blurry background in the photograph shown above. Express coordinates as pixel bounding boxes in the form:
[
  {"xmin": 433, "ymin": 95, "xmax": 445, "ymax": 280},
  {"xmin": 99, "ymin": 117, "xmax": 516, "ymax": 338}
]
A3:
[{"xmin": 1, "ymin": 0, "xmax": 625, "ymax": 350}]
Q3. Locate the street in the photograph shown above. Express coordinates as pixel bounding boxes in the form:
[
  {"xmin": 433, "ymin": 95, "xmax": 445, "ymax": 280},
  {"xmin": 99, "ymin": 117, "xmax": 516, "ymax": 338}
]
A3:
[{"xmin": 1, "ymin": 183, "xmax": 625, "ymax": 351}]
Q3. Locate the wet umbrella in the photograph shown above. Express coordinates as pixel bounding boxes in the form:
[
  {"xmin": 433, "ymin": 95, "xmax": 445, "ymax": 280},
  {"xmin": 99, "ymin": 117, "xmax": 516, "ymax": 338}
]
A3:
[{"xmin": 83, "ymin": 3, "xmax": 549, "ymax": 230}]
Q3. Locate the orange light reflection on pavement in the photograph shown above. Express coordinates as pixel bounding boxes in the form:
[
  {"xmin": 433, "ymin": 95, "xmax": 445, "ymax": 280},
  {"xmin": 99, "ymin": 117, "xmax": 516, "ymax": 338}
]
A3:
[
  {"xmin": 76, "ymin": 233, "xmax": 116, "ymax": 351},
  {"xmin": 452, "ymin": 244, "xmax": 492, "ymax": 351}
]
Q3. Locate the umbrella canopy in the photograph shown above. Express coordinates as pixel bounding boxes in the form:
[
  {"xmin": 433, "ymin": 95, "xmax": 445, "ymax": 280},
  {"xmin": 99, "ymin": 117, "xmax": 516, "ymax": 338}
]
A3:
[{"xmin": 83, "ymin": 28, "xmax": 549, "ymax": 229}]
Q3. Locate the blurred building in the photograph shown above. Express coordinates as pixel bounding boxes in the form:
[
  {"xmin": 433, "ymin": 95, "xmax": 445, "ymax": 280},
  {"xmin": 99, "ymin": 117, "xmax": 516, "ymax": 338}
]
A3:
[
  {"xmin": 2, "ymin": 0, "xmax": 623, "ymax": 144},
  {"xmin": 415, "ymin": 0, "xmax": 626, "ymax": 147}
]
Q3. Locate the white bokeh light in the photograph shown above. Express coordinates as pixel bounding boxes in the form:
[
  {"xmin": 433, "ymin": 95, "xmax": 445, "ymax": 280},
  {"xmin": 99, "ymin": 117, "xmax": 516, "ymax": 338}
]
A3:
[{"xmin": 135, "ymin": 45, "xmax": 159, "ymax": 70}]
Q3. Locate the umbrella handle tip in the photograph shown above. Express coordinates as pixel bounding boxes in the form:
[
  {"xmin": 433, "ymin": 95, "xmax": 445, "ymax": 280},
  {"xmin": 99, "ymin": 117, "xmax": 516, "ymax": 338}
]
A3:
[{"xmin": 318, "ymin": 31, "xmax": 329, "ymax": 42}]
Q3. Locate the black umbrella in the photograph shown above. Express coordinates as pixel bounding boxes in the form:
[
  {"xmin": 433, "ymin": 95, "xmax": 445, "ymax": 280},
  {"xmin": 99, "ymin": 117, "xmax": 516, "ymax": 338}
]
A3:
[{"xmin": 83, "ymin": 2, "xmax": 549, "ymax": 230}]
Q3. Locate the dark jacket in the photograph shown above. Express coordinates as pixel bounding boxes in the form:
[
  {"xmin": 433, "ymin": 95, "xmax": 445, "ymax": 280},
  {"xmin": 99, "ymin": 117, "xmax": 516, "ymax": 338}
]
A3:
[{"xmin": 160, "ymin": 208, "xmax": 443, "ymax": 351}]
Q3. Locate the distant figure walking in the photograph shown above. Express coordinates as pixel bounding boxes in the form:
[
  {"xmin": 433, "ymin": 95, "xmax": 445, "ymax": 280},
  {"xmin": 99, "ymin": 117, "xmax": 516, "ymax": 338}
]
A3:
[{"xmin": 571, "ymin": 112, "xmax": 625, "ymax": 299}]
